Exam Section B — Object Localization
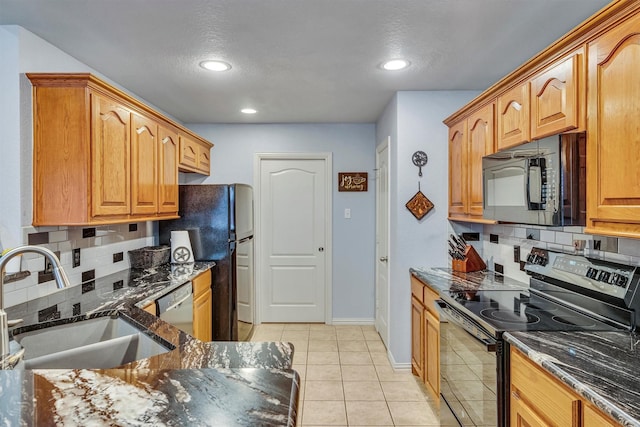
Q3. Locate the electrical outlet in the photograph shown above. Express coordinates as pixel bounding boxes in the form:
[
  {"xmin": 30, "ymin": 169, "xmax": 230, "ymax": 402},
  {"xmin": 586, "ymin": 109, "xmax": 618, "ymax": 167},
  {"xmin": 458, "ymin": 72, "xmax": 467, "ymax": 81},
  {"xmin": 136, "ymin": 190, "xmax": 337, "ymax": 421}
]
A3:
[
  {"xmin": 526, "ymin": 228, "xmax": 540, "ymax": 241},
  {"xmin": 129, "ymin": 223, "xmax": 138, "ymax": 232},
  {"xmin": 490, "ymin": 234, "xmax": 499, "ymax": 244},
  {"xmin": 72, "ymin": 248, "xmax": 81, "ymax": 268},
  {"xmin": 495, "ymin": 263, "xmax": 504, "ymax": 274},
  {"xmin": 82, "ymin": 227, "xmax": 96, "ymax": 238},
  {"xmin": 514, "ymin": 246, "xmax": 520, "ymax": 263},
  {"xmin": 113, "ymin": 252, "xmax": 124, "ymax": 263},
  {"xmin": 43, "ymin": 250, "xmax": 60, "ymax": 273},
  {"xmin": 461, "ymin": 232, "xmax": 480, "ymax": 242}
]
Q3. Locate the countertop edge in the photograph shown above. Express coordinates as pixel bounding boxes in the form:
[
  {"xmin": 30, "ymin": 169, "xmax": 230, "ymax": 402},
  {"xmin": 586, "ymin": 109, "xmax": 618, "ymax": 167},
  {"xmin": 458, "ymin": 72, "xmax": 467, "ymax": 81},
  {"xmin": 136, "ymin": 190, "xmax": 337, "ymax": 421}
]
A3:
[{"xmin": 504, "ymin": 332, "xmax": 640, "ymax": 427}]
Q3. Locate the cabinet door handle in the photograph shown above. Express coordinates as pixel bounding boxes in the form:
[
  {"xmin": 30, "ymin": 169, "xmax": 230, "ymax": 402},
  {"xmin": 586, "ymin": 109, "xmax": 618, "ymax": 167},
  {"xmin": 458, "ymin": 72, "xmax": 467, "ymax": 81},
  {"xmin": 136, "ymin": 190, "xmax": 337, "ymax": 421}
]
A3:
[
  {"xmin": 380, "ymin": 256, "xmax": 388, "ymax": 262},
  {"xmin": 318, "ymin": 247, "xmax": 324, "ymax": 252}
]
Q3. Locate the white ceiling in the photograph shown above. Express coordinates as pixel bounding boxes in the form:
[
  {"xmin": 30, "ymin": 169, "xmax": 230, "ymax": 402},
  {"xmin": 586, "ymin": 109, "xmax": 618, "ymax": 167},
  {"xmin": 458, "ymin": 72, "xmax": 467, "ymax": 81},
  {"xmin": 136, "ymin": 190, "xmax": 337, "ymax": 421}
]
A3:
[{"xmin": 0, "ymin": 0, "xmax": 611, "ymax": 124}]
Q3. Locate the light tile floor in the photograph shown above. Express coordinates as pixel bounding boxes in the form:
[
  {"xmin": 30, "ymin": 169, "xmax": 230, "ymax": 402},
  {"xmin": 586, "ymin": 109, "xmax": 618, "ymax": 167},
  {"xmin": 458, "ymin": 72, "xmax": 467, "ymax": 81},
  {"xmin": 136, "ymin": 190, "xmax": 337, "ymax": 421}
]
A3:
[{"xmin": 251, "ymin": 323, "xmax": 459, "ymax": 426}]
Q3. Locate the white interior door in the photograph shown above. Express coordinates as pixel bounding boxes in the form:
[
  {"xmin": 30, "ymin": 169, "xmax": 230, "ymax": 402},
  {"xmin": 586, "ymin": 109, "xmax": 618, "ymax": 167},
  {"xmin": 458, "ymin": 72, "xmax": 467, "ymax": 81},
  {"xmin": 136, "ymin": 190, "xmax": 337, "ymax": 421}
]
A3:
[
  {"xmin": 258, "ymin": 155, "xmax": 330, "ymax": 323},
  {"xmin": 375, "ymin": 138, "xmax": 390, "ymax": 347}
]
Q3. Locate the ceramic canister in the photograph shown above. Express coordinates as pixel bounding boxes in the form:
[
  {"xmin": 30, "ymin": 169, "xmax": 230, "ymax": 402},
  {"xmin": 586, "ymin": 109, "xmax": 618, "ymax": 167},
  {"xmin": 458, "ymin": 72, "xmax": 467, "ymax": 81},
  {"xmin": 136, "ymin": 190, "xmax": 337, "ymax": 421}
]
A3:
[{"xmin": 170, "ymin": 230, "xmax": 194, "ymax": 263}]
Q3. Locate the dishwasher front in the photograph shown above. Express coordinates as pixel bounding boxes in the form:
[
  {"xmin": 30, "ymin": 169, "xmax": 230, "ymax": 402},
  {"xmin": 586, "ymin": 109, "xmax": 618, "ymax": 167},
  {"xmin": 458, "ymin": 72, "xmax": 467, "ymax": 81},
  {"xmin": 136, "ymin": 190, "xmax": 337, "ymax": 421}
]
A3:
[{"xmin": 157, "ymin": 282, "xmax": 193, "ymax": 335}]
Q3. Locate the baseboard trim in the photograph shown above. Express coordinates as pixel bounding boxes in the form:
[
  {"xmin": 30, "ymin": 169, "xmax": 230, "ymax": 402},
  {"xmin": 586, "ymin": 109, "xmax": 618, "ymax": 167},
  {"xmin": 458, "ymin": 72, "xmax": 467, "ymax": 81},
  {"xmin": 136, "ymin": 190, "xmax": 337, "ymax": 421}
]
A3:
[
  {"xmin": 387, "ymin": 349, "xmax": 411, "ymax": 370},
  {"xmin": 330, "ymin": 318, "xmax": 375, "ymax": 326}
]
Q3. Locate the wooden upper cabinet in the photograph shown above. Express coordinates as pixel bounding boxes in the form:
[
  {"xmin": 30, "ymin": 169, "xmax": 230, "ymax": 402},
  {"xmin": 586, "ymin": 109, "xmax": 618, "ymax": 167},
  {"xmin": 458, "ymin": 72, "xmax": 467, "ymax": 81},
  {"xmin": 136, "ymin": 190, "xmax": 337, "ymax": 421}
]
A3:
[
  {"xmin": 28, "ymin": 73, "xmax": 213, "ymax": 226},
  {"xmin": 158, "ymin": 125, "xmax": 179, "ymax": 215},
  {"xmin": 448, "ymin": 103, "xmax": 495, "ymax": 222},
  {"xmin": 179, "ymin": 134, "xmax": 213, "ymax": 175},
  {"xmin": 497, "ymin": 83, "xmax": 530, "ymax": 150},
  {"xmin": 91, "ymin": 93, "xmax": 132, "ymax": 218},
  {"xmin": 467, "ymin": 104, "xmax": 495, "ymax": 216},
  {"xmin": 586, "ymin": 12, "xmax": 640, "ymax": 238},
  {"xmin": 131, "ymin": 113, "xmax": 158, "ymax": 216},
  {"xmin": 531, "ymin": 52, "xmax": 584, "ymax": 139},
  {"xmin": 448, "ymin": 121, "xmax": 467, "ymax": 217}
]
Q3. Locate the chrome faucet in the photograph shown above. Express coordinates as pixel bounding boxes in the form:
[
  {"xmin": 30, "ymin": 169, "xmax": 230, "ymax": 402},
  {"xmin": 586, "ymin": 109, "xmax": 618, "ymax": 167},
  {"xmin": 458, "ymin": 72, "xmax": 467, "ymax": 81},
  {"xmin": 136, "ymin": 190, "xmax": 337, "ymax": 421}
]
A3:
[{"xmin": 0, "ymin": 246, "xmax": 71, "ymax": 367}]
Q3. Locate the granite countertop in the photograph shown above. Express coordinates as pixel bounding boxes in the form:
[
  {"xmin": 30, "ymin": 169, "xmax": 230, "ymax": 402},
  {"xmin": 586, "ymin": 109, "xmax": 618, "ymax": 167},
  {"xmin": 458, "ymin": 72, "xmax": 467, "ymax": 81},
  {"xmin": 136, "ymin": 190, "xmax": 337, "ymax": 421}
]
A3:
[
  {"xmin": 1, "ymin": 263, "xmax": 299, "ymax": 426},
  {"xmin": 505, "ymin": 331, "xmax": 640, "ymax": 427},
  {"xmin": 410, "ymin": 266, "xmax": 529, "ymax": 293}
]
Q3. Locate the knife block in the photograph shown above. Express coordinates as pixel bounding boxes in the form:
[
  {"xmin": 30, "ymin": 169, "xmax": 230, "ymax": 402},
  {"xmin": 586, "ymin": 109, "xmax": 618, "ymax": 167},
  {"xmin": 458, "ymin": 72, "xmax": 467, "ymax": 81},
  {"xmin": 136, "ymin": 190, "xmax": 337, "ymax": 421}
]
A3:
[{"xmin": 452, "ymin": 245, "xmax": 486, "ymax": 273}]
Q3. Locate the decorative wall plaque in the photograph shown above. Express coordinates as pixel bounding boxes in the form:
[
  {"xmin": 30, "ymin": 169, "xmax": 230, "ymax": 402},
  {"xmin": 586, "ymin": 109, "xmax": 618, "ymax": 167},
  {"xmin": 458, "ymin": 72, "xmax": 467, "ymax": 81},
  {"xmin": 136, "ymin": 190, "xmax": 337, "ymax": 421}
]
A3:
[
  {"xmin": 338, "ymin": 172, "xmax": 368, "ymax": 192},
  {"xmin": 406, "ymin": 190, "xmax": 434, "ymax": 220}
]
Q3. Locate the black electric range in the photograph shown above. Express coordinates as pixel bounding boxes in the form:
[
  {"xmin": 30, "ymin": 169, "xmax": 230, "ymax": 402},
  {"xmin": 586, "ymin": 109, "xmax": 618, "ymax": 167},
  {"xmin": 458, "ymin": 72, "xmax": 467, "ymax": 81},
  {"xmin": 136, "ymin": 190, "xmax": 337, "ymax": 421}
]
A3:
[{"xmin": 438, "ymin": 248, "xmax": 640, "ymax": 427}]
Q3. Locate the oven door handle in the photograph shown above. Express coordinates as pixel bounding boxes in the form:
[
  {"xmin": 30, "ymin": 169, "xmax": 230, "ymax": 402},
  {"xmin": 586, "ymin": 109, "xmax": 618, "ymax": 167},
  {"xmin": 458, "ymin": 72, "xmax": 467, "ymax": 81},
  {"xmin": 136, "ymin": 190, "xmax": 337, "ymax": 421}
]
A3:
[{"xmin": 436, "ymin": 300, "xmax": 497, "ymax": 352}]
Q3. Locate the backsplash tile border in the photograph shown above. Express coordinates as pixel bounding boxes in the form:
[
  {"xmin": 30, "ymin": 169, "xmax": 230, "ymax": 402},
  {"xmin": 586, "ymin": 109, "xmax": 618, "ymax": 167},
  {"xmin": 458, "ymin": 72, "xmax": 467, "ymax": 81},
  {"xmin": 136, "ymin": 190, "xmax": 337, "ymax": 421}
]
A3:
[
  {"xmin": 450, "ymin": 222, "xmax": 640, "ymax": 283},
  {"xmin": 2, "ymin": 222, "xmax": 155, "ymax": 308}
]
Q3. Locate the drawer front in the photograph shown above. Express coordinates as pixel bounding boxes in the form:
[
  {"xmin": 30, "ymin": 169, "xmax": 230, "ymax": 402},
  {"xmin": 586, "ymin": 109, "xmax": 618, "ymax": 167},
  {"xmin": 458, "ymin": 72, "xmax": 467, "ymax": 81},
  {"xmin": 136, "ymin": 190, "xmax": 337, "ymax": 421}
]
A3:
[
  {"xmin": 411, "ymin": 276, "xmax": 425, "ymax": 305},
  {"xmin": 192, "ymin": 269, "xmax": 212, "ymax": 298},
  {"xmin": 511, "ymin": 349, "xmax": 579, "ymax": 427},
  {"xmin": 423, "ymin": 285, "xmax": 440, "ymax": 319}
]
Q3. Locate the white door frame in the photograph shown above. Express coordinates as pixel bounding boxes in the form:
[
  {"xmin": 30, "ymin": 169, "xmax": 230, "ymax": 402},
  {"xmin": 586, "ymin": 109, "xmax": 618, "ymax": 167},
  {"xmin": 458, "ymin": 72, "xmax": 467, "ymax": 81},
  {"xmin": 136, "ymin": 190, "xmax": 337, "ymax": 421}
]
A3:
[
  {"xmin": 375, "ymin": 137, "xmax": 390, "ymax": 346},
  {"xmin": 253, "ymin": 152, "xmax": 333, "ymax": 325}
]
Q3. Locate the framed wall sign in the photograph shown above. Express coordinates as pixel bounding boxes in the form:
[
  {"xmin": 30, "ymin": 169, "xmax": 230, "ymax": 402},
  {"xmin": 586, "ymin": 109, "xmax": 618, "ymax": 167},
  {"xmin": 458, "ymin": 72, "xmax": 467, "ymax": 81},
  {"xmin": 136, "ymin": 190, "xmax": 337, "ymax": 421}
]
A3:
[{"xmin": 338, "ymin": 172, "xmax": 368, "ymax": 192}]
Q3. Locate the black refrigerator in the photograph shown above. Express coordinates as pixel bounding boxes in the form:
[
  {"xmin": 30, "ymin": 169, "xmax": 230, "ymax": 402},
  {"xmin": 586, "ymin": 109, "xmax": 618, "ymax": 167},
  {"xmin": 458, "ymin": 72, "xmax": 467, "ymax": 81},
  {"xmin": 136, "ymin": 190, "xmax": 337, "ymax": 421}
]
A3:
[{"xmin": 159, "ymin": 184, "xmax": 254, "ymax": 341}]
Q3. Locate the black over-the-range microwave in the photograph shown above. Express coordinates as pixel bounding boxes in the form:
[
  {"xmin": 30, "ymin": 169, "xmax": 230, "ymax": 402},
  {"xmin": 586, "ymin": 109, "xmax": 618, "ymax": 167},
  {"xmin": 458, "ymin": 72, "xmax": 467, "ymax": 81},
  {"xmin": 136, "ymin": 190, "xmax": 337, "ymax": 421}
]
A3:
[{"xmin": 482, "ymin": 133, "xmax": 586, "ymax": 226}]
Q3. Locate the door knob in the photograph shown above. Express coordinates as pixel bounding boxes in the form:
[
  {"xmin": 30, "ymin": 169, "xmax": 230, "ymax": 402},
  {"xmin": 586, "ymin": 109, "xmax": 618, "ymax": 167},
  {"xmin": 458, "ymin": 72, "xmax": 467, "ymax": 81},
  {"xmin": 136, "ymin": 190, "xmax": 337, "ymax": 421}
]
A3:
[
  {"xmin": 319, "ymin": 247, "xmax": 324, "ymax": 252},
  {"xmin": 380, "ymin": 256, "xmax": 388, "ymax": 262}
]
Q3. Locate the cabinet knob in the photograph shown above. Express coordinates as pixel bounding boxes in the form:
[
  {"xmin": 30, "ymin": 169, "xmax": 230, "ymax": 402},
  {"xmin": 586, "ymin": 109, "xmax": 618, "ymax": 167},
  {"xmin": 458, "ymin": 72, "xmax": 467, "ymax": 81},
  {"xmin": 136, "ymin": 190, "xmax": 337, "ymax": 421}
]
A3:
[{"xmin": 319, "ymin": 247, "xmax": 324, "ymax": 252}]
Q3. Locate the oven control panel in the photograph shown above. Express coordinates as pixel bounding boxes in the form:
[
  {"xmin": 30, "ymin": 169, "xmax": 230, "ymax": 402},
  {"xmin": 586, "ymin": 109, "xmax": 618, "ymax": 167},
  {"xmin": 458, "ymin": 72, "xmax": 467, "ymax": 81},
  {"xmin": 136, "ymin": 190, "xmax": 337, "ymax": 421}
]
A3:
[{"xmin": 525, "ymin": 248, "xmax": 635, "ymax": 299}]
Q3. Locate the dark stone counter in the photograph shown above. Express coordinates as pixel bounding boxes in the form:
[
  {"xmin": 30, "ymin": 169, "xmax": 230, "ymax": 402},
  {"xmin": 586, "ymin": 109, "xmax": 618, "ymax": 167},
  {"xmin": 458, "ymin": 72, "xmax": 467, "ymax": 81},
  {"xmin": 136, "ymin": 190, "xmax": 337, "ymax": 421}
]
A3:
[
  {"xmin": 409, "ymin": 266, "xmax": 529, "ymax": 293},
  {"xmin": 505, "ymin": 331, "xmax": 640, "ymax": 427},
  {"xmin": 1, "ymin": 263, "xmax": 298, "ymax": 426}
]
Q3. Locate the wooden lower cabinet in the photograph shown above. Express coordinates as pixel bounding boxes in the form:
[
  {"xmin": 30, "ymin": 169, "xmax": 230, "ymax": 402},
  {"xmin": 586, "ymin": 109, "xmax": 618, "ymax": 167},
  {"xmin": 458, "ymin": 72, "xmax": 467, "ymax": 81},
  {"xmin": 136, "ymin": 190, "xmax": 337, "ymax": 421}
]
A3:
[
  {"xmin": 511, "ymin": 390, "xmax": 550, "ymax": 427},
  {"xmin": 410, "ymin": 275, "xmax": 440, "ymax": 398},
  {"xmin": 583, "ymin": 403, "xmax": 619, "ymax": 427},
  {"xmin": 510, "ymin": 348, "xmax": 620, "ymax": 427},
  {"xmin": 192, "ymin": 269, "xmax": 212, "ymax": 342},
  {"xmin": 411, "ymin": 296, "xmax": 425, "ymax": 379},
  {"xmin": 141, "ymin": 301, "xmax": 157, "ymax": 316},
  {"xmin": 424, "ymin": 310, "xmax": 440, "ymax": 397}
]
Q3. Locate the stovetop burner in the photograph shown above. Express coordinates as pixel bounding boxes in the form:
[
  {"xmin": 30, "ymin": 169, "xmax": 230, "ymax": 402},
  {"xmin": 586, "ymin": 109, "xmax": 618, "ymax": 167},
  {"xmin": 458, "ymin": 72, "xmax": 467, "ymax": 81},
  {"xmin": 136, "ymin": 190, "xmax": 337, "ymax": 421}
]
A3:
[
  {"xmin": 480, "ymin": 308, "xmax": 540, "ymax": 325},
  {"xmin": 551, "ymin": 314, "xmax": 597, "ymax": 328}
]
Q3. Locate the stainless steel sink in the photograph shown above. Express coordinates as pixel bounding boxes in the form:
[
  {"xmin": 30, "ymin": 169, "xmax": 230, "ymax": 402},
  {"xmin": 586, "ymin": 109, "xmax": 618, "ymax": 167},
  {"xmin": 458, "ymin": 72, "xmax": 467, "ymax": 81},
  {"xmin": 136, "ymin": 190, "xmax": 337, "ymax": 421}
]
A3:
[{"xmin": 12, "ymin": 315, "xmax": 172, "ymax": 369}]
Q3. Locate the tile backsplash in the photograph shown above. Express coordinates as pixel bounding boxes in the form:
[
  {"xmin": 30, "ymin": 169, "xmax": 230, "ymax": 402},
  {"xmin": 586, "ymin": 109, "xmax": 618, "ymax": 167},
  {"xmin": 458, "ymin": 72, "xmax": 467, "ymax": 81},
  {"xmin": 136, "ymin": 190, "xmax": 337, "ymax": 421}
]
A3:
[
  {"xmin": 2, "ymin": 222, "xmax": 155, "ymax": 307},
  {"xmin": 450, "ymin": 222, "xmax": 640, "ymax": 284}
]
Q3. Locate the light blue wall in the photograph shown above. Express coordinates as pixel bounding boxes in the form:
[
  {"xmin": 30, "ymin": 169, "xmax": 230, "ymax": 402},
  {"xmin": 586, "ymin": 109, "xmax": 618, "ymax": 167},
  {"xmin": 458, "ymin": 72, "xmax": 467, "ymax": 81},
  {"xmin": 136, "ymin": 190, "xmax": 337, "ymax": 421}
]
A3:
[
  {"xmin": 0, "ymin": 27, "xmax": 21, "ymax": 245},
  {"xmin": 186, "ymin": 123, "xmax": 377, "ymax": 322},
  {"xmin": 376, "ymin": 91, "xmax": 479, "ymax": 365}
]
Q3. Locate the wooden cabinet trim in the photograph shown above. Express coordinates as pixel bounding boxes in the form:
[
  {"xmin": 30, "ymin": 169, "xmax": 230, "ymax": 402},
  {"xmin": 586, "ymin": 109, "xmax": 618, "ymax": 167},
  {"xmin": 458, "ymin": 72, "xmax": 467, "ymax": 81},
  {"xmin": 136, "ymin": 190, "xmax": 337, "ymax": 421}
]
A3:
[{"xmin": 27, "ymin": 73, "xmax": 213, "ymax": 153}]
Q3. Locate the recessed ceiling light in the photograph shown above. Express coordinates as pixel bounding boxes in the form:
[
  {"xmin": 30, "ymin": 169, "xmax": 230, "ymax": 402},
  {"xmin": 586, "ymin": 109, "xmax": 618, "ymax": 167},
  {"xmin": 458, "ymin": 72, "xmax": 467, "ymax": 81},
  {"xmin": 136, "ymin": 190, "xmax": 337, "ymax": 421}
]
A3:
[
  {"xmin": 200, "ymin": 60, "xmax": 232, "ymax": 72},
  {"xmin": 381, "ymin": 59, "xmax": 410, "ymax": 71},
  {"xmin": 241, "ymin": 108, "xmax": 257, "ymax": 114}
]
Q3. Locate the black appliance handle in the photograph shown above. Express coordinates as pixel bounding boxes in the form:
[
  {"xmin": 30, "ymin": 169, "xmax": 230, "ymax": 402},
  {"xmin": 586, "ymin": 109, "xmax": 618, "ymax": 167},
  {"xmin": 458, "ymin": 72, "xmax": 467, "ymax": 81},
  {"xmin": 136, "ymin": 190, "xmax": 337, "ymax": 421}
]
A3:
[
  {"xmin": 436, "ymin": 300, "xmax": 497, "ymax": 352},
  {"xmin": 526, "ymin": 157, "xmax": 546, "ymax": 210}
]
